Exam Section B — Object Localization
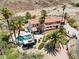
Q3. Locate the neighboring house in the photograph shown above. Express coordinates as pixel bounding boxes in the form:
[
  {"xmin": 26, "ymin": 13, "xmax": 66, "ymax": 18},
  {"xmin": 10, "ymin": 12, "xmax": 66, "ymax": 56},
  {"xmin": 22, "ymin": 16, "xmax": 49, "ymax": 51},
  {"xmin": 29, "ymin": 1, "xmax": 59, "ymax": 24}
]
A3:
[{"xmin": 28, "ymin": 16, "xmax": 65, "ymax": 33}]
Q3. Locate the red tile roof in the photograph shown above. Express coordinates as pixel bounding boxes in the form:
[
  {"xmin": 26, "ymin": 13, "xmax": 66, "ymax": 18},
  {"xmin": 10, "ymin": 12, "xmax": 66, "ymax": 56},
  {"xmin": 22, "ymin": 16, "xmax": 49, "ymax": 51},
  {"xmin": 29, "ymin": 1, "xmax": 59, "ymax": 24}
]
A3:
[{"xmin": 28, "ymin": 17, "xmax": 64, "ymax": 25}]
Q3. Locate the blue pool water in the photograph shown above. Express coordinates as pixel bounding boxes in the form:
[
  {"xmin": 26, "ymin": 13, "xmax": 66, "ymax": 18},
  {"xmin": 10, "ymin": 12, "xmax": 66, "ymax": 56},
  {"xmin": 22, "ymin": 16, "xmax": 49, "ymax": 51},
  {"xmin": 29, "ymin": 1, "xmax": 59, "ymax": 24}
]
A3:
[{"xmin": 16, "ymin": 36, "xmax": 24, "ymax": 41}]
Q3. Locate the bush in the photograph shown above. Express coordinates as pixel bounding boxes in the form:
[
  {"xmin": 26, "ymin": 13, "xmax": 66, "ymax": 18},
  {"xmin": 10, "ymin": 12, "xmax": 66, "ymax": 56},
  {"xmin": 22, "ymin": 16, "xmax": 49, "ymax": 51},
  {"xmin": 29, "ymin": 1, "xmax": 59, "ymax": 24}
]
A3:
[
  {"xmin": 70, "ymin": 2, "xmax": 79, "ymax": 7},
  {"xmin": 42, "ymin": 36, "xmax": 48, "ymax": 42},
  {"xmin": 67, "ymin": 18, "xmax": 79, "ymax": 29},
  {"xmin": 38, "ymin": 43, "xmax": 44, "ymax": 50},
  {"xmin": 75, "ymin": 2, "xmax": 79, "ymax": 7},
  {"xmin": 0, "ymin": 41, "xmax": 7, "ymax": 49},
  {"xmin": 0, "ymin": 32, "xmax": 9, "ymax": 49},
  {"xmin": 27, "ymin": 52, "xmax": 44, "ymax": 59},
  {"xmin": 0, "ymin": 32, "xmax": 8, "ymax": 40},
  {"xmin": 6, "ymin": 49, "xmax": 20, "ymax": 59}
]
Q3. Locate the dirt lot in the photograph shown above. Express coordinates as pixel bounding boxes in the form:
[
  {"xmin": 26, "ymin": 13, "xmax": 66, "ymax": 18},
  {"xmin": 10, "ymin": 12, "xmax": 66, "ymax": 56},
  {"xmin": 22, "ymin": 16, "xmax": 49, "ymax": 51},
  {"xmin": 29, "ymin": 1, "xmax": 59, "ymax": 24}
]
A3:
[{"xmin": 0, "ymin": 0, "xmax": 71, "ymax": 12}]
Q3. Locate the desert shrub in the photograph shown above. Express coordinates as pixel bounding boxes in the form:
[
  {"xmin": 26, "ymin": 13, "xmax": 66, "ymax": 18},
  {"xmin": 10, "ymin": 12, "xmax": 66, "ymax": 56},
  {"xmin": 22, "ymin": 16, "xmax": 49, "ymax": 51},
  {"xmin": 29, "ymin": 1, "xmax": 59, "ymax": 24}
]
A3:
[
  {"xmin": 6, "ymin": 49, "xmax": 20, "ymax": 59},
  {"xmin": 70, "ymin": 2, "xmax": 79, "ymax": 7},
  {"xmin": 67, "ymin": 18, "xmax": 79, "ymax": 29},
  {"xmin": 75, "ymin": 2, "xmax": 79, "ymax": 7},
  {"xmin": 0, "ymin": 32, "xmax": 9, "ymax": 49},
  {"xmin": 38, "ymin": 43, "xmax": 44, "ymax": 50},
  {"xmin": 0, "ymin": 32, "xmax": 8, "ymax": 39},
  {"xmin": 27, "ymin": 52, "xmax": 44, "ymax": 59},
  {"xmin": 42, "ymin": 36, "xmax": 48, "ymax": 42}
]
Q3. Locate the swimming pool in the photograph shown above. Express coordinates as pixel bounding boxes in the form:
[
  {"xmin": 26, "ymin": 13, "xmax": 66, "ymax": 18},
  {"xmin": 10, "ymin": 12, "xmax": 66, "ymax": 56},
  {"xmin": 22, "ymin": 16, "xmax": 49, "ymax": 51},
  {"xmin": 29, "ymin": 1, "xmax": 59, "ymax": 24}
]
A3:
[
  {"xmin": 16, "ymin": 34, "xmax": 35, "ymax": 44},
  {"xmin": 17, "ymin": 35, "xmax": 33, "ymax": 41},
  {"xmin": 16, "ymin": 36, "xmax": 24, "ymax": 41}
]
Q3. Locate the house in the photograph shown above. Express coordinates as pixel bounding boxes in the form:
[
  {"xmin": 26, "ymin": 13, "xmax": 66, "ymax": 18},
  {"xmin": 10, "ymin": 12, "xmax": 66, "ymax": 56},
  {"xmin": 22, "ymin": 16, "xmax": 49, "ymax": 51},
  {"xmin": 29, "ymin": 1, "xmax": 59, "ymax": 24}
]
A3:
[{"xmin": 28, "ymin": 16, "xmax": 65, "ymax": 33}]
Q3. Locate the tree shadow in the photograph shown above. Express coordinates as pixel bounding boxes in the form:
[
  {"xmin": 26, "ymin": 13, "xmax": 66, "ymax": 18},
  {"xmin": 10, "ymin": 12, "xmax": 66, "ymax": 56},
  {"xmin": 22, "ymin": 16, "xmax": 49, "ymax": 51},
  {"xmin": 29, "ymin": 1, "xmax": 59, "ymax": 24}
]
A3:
[{"xmin": 44, "ymin": 43, "xmax": 60, "ymax": 56}]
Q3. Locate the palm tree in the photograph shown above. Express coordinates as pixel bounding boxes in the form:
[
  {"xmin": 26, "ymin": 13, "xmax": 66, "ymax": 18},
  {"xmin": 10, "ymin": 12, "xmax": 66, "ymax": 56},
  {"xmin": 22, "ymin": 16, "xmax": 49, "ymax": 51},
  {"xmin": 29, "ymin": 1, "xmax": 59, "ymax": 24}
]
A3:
[
  {"xmin": 10, "ymin": 20, "xmax": 17, "ymax": 41},
  {"xmin": 13, "ymin": 16, "xmax": 24, "ymax": 41},
  {"xmin": 39, "ymin": 10, "xmax": 47, "ymax": 33},
  {"xmin": 41, "ymin": 10, "xmax": 47, "ymax": 19},
  {"xmin": 41, "ymin": 30, "xmax": 66, "ymax": 55},
  {"xmin": 0, "ymin": 8, "xmax": 14, "ymax": 42},
  {"xmin": 64, "ymin": 13, "xmax": 68, "ymax": 19},
  {"xmin": 62, "ymin": 4, "xmax": 66, "ymax": 16},
  {"xmin": 39, "ymin": 17, "xmax": 45, "ymax": 33},
  {"xmin": 62, "ymin": 4, "xmax": 66, "ymax": 24},
  {"xmin": 25, "ymin": 12, "xmax": 31, "ymax": 23}
]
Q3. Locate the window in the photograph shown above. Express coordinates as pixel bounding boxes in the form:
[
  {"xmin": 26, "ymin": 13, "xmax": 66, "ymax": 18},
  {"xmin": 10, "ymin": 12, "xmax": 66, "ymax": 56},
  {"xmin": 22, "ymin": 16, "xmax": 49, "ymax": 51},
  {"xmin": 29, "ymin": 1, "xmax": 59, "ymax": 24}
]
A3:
[
  {"xmin": 56, "ymin": 26, "xmax": 58, "ymax": 28},
  {"xmin": 45, "ymin": 23, "xmax": 53, "ymax": 25},
  {"xmin": 33, "ymin": 24, "xmax": 37, "ymax": 27},
  {"xmin": 37, "ymin": 24, "xmax": 38, "ymax": 26},
  {"xmin": 33, "ymin": 24, "xmax": 35, "ymax": 27},
  {"xmin": 50, "ymin": 26, "xmax": 52, "ymax": 28},
  {"xmin": 47, "ymin": 27, "xmax": 49, "ymax": 28}
]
